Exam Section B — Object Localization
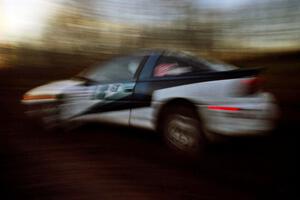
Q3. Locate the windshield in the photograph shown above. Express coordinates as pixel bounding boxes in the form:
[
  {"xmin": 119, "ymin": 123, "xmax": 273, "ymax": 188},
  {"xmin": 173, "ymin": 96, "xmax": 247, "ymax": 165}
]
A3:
[{"xmin": 78, "ymin": 56, "xmax": 143, "ymax": 82}]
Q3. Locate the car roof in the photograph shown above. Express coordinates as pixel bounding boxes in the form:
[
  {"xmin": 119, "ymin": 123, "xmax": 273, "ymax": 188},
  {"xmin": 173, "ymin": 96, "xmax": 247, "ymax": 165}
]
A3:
[{"xmin": 128, "ymin": 49, "xmax": 198, "ymax": 58}]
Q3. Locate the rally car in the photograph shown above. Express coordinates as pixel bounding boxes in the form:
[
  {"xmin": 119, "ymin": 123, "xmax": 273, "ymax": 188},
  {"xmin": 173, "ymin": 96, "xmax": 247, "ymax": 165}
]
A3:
[{"xmin": 21, "ymin": 50, "xmax": 278, "ymax": 155}]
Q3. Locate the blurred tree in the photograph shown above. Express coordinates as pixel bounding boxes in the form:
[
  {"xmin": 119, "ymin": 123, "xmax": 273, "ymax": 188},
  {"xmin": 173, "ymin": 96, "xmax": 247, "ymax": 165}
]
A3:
[{"xmin": 42, "ymin": 6, "xmax": 102, "ymax": 55}]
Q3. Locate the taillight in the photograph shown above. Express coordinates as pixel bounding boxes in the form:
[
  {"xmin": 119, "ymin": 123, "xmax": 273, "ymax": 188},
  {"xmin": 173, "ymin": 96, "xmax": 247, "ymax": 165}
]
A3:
[
  {"xmin": 241, "ymin": 76, "xmax": 264, "ymax": 95},
  {"xmin": 207, "ymin": 106, "xmax": 241, "ymax": 111}
]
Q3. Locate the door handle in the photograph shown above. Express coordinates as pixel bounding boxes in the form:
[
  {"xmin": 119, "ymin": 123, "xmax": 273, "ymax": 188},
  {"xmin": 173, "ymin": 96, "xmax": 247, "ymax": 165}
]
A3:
[{"xmin": 124, "ymin": 88, "xmax": 133, "ymax": 93}]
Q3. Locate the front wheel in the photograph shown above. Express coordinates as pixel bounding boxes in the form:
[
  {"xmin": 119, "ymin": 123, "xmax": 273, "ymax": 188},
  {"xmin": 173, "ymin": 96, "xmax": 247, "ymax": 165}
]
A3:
[
  {"xmin": 162, "ymin": 106, "xmax": 207, "ymax": 157},
  {"xmin": 24, "ymin": 102, "xmax": 63, "ymax": 131}
]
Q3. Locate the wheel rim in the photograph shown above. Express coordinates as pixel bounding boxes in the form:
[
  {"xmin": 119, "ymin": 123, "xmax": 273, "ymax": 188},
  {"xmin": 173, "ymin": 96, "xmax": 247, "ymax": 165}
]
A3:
[{"xmin": 166, "ymin": 114, "xmax": 199, "ymax": 152}]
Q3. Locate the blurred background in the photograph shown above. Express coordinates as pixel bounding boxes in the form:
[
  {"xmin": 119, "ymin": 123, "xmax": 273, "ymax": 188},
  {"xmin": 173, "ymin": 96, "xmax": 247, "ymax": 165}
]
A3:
[
  {"xmin": 0, "ymin": 0, "xmax": 299, "ymax": 199},
  {"xmin": 1, "ymin": 0, "xmax": 300, "ymax": 120}
]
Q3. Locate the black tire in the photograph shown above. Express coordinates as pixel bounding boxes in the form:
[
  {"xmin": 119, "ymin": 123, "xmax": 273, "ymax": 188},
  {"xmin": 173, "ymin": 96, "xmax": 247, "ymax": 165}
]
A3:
[{"xmin": 162, "ymin": 105, "xmax": 207, "ymax": 157}]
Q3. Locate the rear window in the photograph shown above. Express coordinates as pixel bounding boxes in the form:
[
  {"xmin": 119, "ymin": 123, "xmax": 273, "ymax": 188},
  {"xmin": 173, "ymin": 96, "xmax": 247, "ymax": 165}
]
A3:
[
  {"xmin": 200, "ymin": 57, "xmax": 237, "ymax": 71},
  {"xmin": 160, "ymin": 51, "xmax": 237, "ymax": 73}
]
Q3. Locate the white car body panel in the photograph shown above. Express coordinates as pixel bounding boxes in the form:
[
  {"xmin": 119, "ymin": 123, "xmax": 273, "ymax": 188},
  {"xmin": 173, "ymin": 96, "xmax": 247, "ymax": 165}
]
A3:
[
  {"xmin": 151, "ymin": 80, "xmax": 278, "ymax": 136},
  {"xmin": 22, "ymin": 77, "xmax": 278, "ymax": 137},
  {"xmin": 71, "ymin": 110, "xmax": 130, "ymax": 126},
  {"xmin": 130, "ymin": 107, "xmax": 155, "ymax": 129}
]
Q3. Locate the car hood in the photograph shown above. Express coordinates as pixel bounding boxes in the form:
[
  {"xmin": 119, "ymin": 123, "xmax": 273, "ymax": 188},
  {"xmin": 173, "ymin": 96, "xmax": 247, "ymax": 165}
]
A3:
[{"xmin": 22, "ymin": 79, "xmax": 83, "ymax": 103}]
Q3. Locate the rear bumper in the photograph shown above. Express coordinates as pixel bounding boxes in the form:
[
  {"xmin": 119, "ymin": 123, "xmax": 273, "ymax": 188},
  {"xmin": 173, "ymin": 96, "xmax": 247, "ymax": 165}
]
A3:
[{"xmin": 199, "ymin": 92, "xmax": 279, "ymax": 137}]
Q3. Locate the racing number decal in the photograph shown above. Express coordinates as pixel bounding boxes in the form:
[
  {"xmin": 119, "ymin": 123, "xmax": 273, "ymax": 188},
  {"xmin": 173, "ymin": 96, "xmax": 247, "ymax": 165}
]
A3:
[
  {"xmin": 92, "ymin": 83, "xmax": 135, "ymax": 101},
  {"xmin": 92, "ymin": 85, "xmax": 108, "ymax": 99}
]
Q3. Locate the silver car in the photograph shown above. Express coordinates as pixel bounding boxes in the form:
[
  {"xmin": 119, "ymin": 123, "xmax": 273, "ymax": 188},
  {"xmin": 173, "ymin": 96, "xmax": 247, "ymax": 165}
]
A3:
[{"xmin": 22, "ymin": 50, "xmax": 279, "ymax": 155}]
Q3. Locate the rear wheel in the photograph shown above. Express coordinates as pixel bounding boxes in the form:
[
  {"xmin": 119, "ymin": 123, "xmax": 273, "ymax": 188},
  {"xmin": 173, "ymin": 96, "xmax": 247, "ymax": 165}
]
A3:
[{"xmin": 162, "ymin": 106, "xmax": 207, "ymax": 157}]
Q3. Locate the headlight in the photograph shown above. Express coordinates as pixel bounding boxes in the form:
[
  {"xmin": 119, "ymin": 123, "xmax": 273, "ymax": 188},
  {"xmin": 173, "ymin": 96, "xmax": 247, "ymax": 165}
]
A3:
[{"xmin": 23, "ymin": 94, "xmax": 57, "ymax": 101}]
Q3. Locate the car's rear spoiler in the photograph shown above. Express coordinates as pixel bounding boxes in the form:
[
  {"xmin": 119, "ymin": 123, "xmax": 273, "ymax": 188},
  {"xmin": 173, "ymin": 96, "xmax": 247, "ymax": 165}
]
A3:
[{"xmin": 221, "ymin": 67, "xmax": 265, "ymax": 79}]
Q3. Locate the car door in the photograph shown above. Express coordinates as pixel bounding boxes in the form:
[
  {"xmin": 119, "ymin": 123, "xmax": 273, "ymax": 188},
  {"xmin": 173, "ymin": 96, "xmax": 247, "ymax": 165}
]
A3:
[
  {"xmin": 61, "ymin": 55, "xmax": 144, "ymax": 125},
  {"xmin": 130, "ymin": 53, "xmax": 211, "ymax": 129}
]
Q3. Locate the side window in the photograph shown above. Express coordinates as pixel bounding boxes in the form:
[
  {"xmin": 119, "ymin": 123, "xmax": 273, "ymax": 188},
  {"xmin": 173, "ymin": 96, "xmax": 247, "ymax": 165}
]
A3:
[{"xmin": 152, "ymin": 56, "xmax": 193, "ymax": 77}]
